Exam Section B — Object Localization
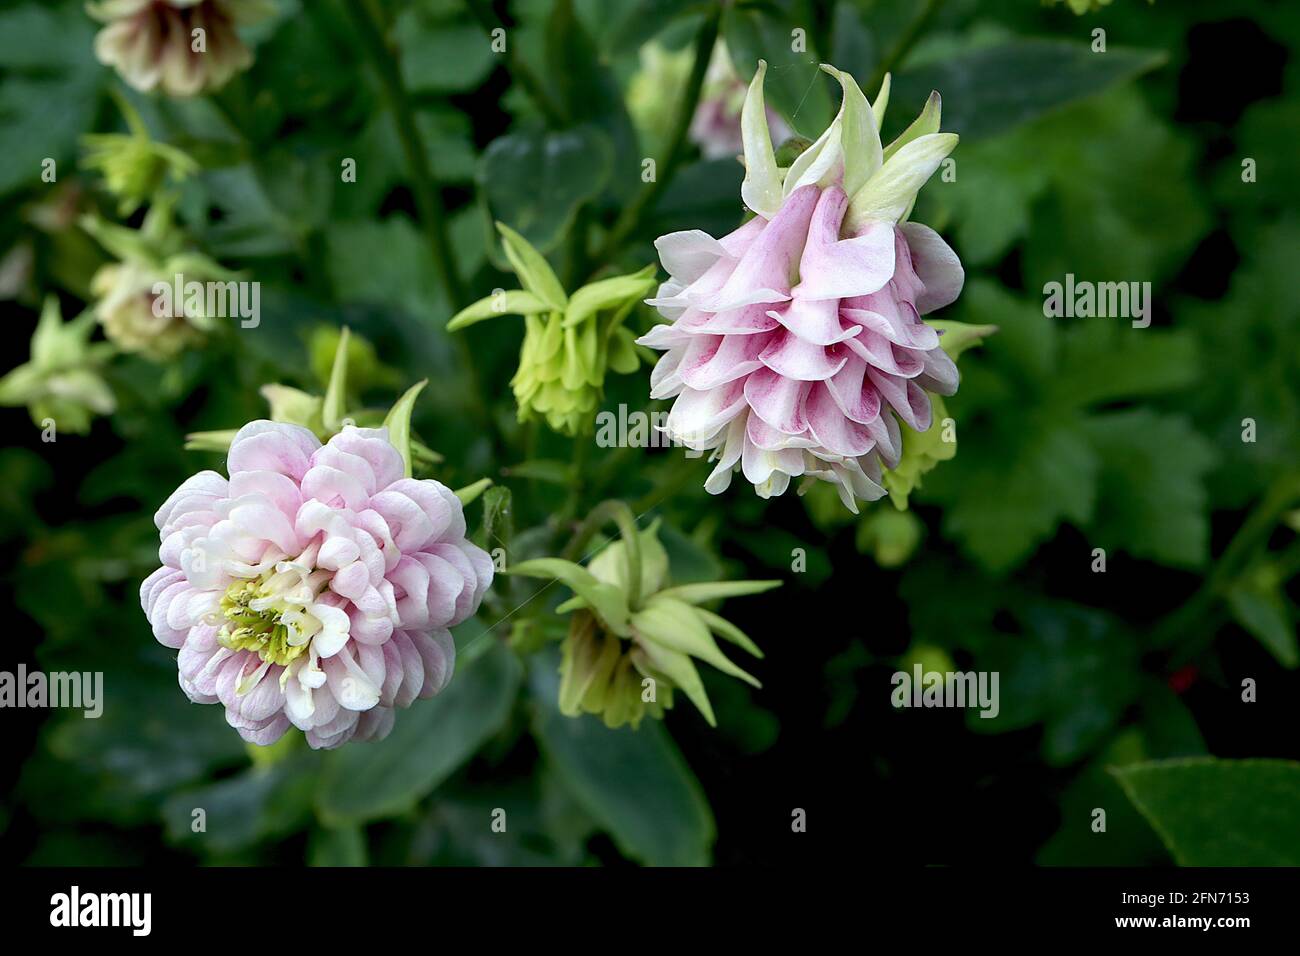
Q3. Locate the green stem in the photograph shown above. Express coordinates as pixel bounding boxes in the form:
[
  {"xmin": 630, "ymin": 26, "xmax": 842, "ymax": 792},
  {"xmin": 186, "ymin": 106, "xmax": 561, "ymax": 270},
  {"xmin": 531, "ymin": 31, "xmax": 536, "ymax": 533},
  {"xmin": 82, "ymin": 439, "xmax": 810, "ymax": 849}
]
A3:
[
  {"xmin": 867, "ymin": 0, "xmax": 945, "ymax": 96},
  {"xmin": 350, "ymin": 0, "xmax": 465, "ymax": 310},
  {"xmin": 1154, "ymin": 471, "xmax": 1300, "ymax": 651},
  {"xmin": 461, "ymin": 0, "xmax": 566, "ymax": 125},
  {"xmin": 589, "ymin": 6, "xmax": 720, "ymax": 271}
]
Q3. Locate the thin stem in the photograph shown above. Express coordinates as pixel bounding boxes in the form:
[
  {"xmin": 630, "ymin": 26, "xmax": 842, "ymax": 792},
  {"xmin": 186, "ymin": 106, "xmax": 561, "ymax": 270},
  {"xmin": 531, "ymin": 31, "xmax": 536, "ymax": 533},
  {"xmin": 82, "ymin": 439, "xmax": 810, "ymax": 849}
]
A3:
[
  {"xmin": 867, "ymin": 0, "xmax": 945, "ymax": 97},
  {"xmin": 350, "ymin": 0, "xmax": 465, "ymax": 310},
  {"xmin": 461, "ymin": 0, "xmax": 566, "ymax": 126},
  {"xmin": 590, "ymin": 6, "xmax": 720, "ymax": 271},
  {"xmin": 1153, "ymin": 471, "xmax": 1300, "ymax": 650}
]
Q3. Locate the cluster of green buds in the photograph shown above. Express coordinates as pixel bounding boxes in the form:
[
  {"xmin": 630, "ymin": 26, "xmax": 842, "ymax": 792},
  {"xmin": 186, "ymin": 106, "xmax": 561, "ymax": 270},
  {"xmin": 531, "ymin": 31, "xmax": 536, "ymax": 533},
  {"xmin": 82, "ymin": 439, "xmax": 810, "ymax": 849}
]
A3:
[
  {"xmin": 447, "ymin": 224, "xmax": 655, "ymax": 436},
  {"xmin": 81, "ymin": 92, "xmax": 198, "ymax": 216},
  {"xmin": 511, "ymin": 502, "xmax": 779, "ymax": 728},
  {"xmin": 0, "ymin": 296, "xmax": 116, "ymax": 434}
]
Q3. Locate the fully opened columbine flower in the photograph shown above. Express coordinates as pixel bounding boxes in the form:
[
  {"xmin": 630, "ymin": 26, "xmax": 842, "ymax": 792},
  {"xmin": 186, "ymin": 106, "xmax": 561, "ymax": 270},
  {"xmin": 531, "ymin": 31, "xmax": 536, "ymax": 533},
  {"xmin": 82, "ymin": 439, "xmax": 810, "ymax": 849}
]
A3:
[
  {"xmin": 639, "ymin": 63, "xmax": 966, "ymax": 511},
  {"xmin": 88, "ymin": 0, "xmax": 273, "ymax": 97},
  {"xmin": 141, "ymin": 421, "xmax": 493, "ymax": 748}
]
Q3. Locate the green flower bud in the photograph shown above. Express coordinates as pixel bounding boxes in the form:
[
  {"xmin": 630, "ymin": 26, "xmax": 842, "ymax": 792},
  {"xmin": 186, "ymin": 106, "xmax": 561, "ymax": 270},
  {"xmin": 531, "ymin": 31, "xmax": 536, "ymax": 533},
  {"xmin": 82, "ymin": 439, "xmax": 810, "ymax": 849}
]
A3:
[
  {"xmin": 448, "ymin": 224, "xmax": 655, "ymax": 436},
  {"xmin": 855, "ymin": 508, "xmax": 924, "ymax": 568},
  {"xmin": 81, "ymin": 93, "xmax": 197, "ymax": 216},
  {"xmin": 512, "ymin": 509, "xmax": 779, "ymax": 729}
]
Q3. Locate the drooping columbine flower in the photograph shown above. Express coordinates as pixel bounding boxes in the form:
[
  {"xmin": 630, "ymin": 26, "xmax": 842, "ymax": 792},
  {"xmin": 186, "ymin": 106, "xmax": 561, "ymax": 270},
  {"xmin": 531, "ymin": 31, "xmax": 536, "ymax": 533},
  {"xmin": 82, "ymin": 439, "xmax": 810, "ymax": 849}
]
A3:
[
  {"xmin": 141, "ymin": 421, "xmax": 493, "ymax": 748},
  {"xmin": 448, "ymin": 224, "xmax": 654, "ymax": 436},
  {"xmin": 88, "ymin": 0, "xmax": 273, "ymax": 97},
  {"xmin": 82, "ymin": 196, "xmax": 233, "ymax": 360},
  {"xmin": 639, "ymin": 63, "xmax": 966, "ymax": 511},
  {"xmin": 511, "ymin": 509, "xmax": 777, "ymax": 728}
]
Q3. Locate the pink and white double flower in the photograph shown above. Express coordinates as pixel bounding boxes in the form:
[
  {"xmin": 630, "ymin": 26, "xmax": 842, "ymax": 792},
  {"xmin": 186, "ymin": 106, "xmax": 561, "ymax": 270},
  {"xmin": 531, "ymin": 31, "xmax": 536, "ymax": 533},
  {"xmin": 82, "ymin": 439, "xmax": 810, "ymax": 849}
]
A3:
[
  {"xmin": 141, "ymin": 421, "xmax": 493, "ymax": 749},
  {"xmin": 640, "ymin": 63, "xmax": 965, "ymax": 511}
]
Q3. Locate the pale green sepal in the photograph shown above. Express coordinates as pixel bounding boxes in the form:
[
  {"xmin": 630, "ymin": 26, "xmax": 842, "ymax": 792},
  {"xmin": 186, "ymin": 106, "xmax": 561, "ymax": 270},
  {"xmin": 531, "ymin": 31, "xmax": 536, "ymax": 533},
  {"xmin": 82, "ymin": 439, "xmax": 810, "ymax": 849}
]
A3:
[
  {"xmin": 819, "ymin": 65, "xmax": 882, "ymax": 197},
  {"xmin": 447, "ymin": 290, "xmax": 549, "ymax": 332},
  {"xmin": 929, "ymin": 321, "xmax": 998, "ymax": 360},
  {"xmin": 496, "ymin": 222, "xmax": 567, "ymax": 311},
  {"xmin": 382, "ymin": 378, "xmax": 428, "ymax": 478},
  {"xmin": 562, "ymin": 268, "xmax": 656, "ymax": 329},
  {"xmin": 872, "ymin": 73, "xmax": 891, "ymax": 131},
  {"xmin": 654, "ymin": 579, "xmax": 782, "ymax": 605},
  {"xmin": 322, "ymin": 326, "xmax": 350, "ymax": 432},
  {"xmin": 633, "ymin": 597, "xmax": 760, "ymax": 688},
  {"xmin": 740, "ymin": 60, "xmax": 784, "ymax": 218},
  {"xmin": 634, "ymin": 643, "xmax": 715, "ymax": 726},
  {"xmin": 882, "ymin": 91, "xmax": 942, "ymax": 163},
  {"xmin": 845, "ymin": 131, "xmax": 958, "ymax": 230},
  {"xmin": 453, "ymin": 477, "xmax": 493, "ymax": 506},
  {"xmin": 185, "ymin": 429, "xmax": 239, "ymax": 452},
  {"xmin": 509, "ymin": 558, "xmax": 632, "ymax": 636},
  {"xmin": 695, "ymin": 607, "xmax": 764, "ymax": 659}
]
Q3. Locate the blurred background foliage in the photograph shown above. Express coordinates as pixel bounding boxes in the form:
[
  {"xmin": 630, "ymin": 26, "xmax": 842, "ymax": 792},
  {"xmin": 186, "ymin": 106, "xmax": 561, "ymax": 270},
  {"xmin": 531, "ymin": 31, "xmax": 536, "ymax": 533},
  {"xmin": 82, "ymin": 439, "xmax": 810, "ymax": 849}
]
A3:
[{"xmin": 1, "ymin": 0, "xmax": 1298, "ymax": 866}]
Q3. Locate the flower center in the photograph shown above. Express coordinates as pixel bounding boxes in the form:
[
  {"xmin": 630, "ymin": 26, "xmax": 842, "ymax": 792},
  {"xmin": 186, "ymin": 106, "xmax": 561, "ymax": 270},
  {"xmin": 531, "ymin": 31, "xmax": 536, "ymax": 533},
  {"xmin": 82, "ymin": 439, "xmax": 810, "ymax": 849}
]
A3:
[{"xmin": 216, "ymin": 556, "xmax": 331, "ymax": 667}]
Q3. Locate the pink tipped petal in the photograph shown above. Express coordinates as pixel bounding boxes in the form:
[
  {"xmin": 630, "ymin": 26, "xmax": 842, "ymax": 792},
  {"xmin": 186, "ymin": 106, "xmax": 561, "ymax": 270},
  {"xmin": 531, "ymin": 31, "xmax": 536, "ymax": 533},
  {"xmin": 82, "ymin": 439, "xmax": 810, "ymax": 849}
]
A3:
[
  {"xmin": 678, "ymin": 332, "xmax": 772, "ymax": 390},
  {"xmin": 666, "ymin": 380, "xmax": 748, "ymax": 445},
  {"xmin": 758, "ymin": 330, "xmax": 849, "ymax": 382},
  {"xmin": 795, "ymin": 189, "xmax": 895, "ymax": 300},
  {"xmin": 805, "ymin": 384, "xmax": 876, "ymax": 457},
  {"xmin": 899, "ymin": 221, "xmax": 964, "ymax": 314},
  {"xmin": 743, "ymin": 366, "xmax": 810, "ymax": 435}
]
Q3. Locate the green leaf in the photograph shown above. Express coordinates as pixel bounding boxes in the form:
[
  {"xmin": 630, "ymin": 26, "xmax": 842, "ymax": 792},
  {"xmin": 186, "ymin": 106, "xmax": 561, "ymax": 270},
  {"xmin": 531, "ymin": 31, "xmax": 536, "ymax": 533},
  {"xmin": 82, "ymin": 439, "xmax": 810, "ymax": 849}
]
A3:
[
  {"xmin": 509, "ymin": 558, "xmax": 632, "ymax": 636},
  {"xmin": 382, "ymin": 379, "xmax": 427, "ymax": 479},
  {"xmin": 394, "ymin": 10, "xmax": 494, "ymax": 94},
  {"xmin": 889, "ymin": 39, "xmax": 1165, "ymax": 143},
  {"xmin": 927, "ymin": 416, "xmax": 1099, "ymax": 573},
  {"xmin": 1038, "ymin": 682, "xmax": 1206, "ymax": 866},
  {"xmin": 1112, "ymin": 758, "xmax": 1300, "ymax": 866},
  {"xmin": 969, "ymin": 602, "xmax": 1140, "ymax": 766},
  {"xmin": 529, "ymin": 656, "xmax": 716, "ymax": 866},
  {"xmin": 481, "ymin": 129, "xmax": 613, "ymax": 257},
  {"xmin": 1227, "ymin": 580, "xmax": 1298, "ymax": 669},
  {"xmin": 478, "ymin": 485, "xmax": 513, "ymax": 554},
  {"xmin": 162, "ymin": 753, "xmax": 320, "ymax": 855},
  {"xmin": 316, "ymin": 642, "xmax": 522, "ymax": 824},
  {"xmin": 1082, "ymin": 410, "xmax": 1215, "ymax": 568}
]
